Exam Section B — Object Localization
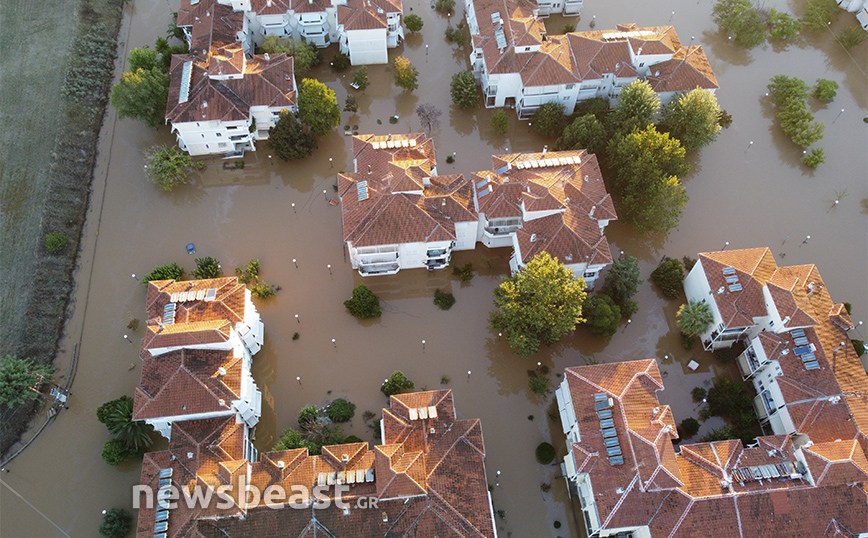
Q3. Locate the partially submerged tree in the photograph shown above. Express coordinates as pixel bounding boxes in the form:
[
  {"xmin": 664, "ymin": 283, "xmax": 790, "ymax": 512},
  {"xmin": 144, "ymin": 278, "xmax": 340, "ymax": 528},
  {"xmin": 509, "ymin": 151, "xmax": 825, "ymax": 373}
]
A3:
[
  {"xmin": 0, "ymin": 355, "xmax": 53, "ymax": 407},
  {"xmin": 661, "ymin": 89, "xmax": 722, "ymax": 153},
  {"xmin": 676, "ymin": 301, "xmax": 714, "ymax": 336},
  {"xmin": 106, "ymin": 394, "xmax": 155, "ymax": 451},
  {"xmin": 298, "ymin": 79, "xmax": 341, "ymax": 136},
  {"xmin": 650, "ymin": 257, "xmax": 685, "ymax": 298},
  {"xmin": 382, "ymin": 371, "xmax": 415, "ymax": 396},
  {"xmin": 393, "ymin": 56, "xmax": 419, "ymax": 91},
  {"xmin": 144, "ymin": 145, "xmax": 192, "ymax": 191},
  {"xmin": 142, "ymin": 262, "xmax": 185, "ymax": 284},
  {"xmin": 490, "ymin": 252, "xmax": 587, "ymax": 356},
  {"xmin": 193, "ymin": 256, "xmax": 221, "ymax": 279},
  {"xmin": 490, "ymin": 109, "xmax": 509, "ymax": 135},
  {"xmin": 416, "ymin": 102, "xmax": 443, "ymax": 132},
  {"xmin": 837, "ymin": 24, "xmax": 868, "ymax": 49},
  {"xmin": 712, "ymin": 0, "xmax": 766, "ymax": 49},
  {"xmin": 99, "ymin": 508, "xmax": 132, "ymax": 538},
  {"xmin": 581, "ymin": 294, "xmax": 621, "ymax": 339},
  {"xmin": 344, "ymin": 285, "xmax": 381, "ymax": 318},
  {"xmin": 530, "ymin": 102, "xmax": 568, "ymax": 138},
  {"xmin": 267, "ymin": 109, "xmax": 318, "ymax": 160},
  {"xmin": 767, "ymin": 9, "xmax": 801, "ymax": 40},
  {"xmin": 801, "ymin": 0, "xmax": 840, "ymax": 31},
  {"xmin": 607, "ymin": 80, "xmax": 660, "ymax": 135},
  {"xmin": 405, "ymin": 13, "xmax": 423, "ymax": 33},
  {"xmin": 601, "ymin": 255, "xmax": 642, "ymax": 308},
  {"xmin": 812, "ymin": 79, "xmax": 839, "ymax": 103},
  {"xmin": 344, "ymin": 94, "xmax": 359, "ymax": 113},
  {"xmin": 556, "ymin": 114, "xmax": 607, "ymax": 155},
  {"xmin": 606, "ymin": 126, "xmax": 689, "ymax": 234},
  {"xmin": 111, "ymin": 64, "xmax": 170, "ymax": 128},
  {"xmin": 450, "ymin": 70, "xmax": 479, "ymax": 109},
  {"xmin": 352, "ymin": 66, "xmax": 369, "ymax": 91}
]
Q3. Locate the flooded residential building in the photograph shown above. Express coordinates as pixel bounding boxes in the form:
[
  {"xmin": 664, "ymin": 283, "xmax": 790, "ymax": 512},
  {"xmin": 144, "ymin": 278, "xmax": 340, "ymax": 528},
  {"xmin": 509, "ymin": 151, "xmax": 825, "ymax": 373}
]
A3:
[
  {"xmin": 132, "ymin": 277, "xmax": 264, "ymax": 439},
  {"xmin": 135, "ymin": 390, "xmax": 498, "ymax": 537},
  {"xmin": 463, "ymin": 0, "xmax": 719, "ymax": 120},
  {"xmin": 684, "ymin": 248, "xmax": 865, "ymax": 441},
  {"xmin": 339, "ymin": 133, "xmax": 479, "ymax": 276},
  {"xmin": 472, "ymin": 148, "xmax": 616, "ymax": 287},
  {"xmin": 555, "ymin": 359, "xmax": 868, "ymax": 537}
]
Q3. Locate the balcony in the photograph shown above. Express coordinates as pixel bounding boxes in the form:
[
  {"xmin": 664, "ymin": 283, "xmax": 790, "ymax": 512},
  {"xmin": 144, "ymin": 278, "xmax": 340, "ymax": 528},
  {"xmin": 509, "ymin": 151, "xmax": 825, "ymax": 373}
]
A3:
[
  {"xmin": 737, "ymin": 346, "xmax": 762, "ymax": 379},
  {"xmin": 359, "ymin": 261, "xmax": 400, "ymax": 276}
]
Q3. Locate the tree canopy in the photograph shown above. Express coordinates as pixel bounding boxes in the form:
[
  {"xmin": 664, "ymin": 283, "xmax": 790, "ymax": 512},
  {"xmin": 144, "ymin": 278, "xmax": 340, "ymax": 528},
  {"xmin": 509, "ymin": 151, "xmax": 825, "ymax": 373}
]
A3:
[
  {"xmin": 393, "ymin": 56, "xmax": 419, "ymax": 91},
  {"xmin": 111, "ymin": 67, "xmax": 170, "ymax": 128},
  {"xmin": 0, "ymin": 355, "xmax": 53, "ymax": 407},
  {"xmin": 144, "ymin": 145, "xmax": 192, "ymax": 191},
  {"xmin": 530, "ymin": 102, "xmax": 568, "ymax": 137},
  {"xmin": 416, "ymin": 103, "xmax": 443, "ymax": 132},
  {"xmin": 607, "ymin": 80, "xmax": 660, "ymax": 135},
  {"xmin": 382, "ymin": 370, "xmax": 415, "ymax": 396},
  {"xmin": 344, "ymin": 285, "xmax": 381, "ymax": 319},
  {"xmin": 99, "ymin": 508, "xmax": 132, "ymax": 538},
  {"xmin": 812, "ymin": 79, "xmax": 838, "ymax": 103},
  {"xmin": 297, "ymin": 79, "xmax": 341, "ymax": 136},
  {"xmin": 601, "ymin": 255, "xmax": 642, "ymax": 307},
  {"xmin": 606, "ymin": 125, "xmax": 689, "ymax": 234},
  {"xmin": 767, "ymin": 8, "xmax": 801, "ymax": 40},
  {"xmin": 405, "ymin": 14, "xmax": 424, "ymax": 33},
  {"xmin": 801, "ymin": 0, "xmax": 840, "ymax": 31},
  {"xmin": 650, "ymin": 257, "xmax": 685, "ymax": 298},
  {"xmin": 581, "ymin": 294, "xmax": 621, "ymax": 339},
  {"xmin": 352, "ymin": 67, "xmax": 369, "ymax": 91},
  {"xmin": 676, "ymin": 301, "xmax": 714, "ymax": 336},
  {"xmin": 490, "ymin": 109, "xmax": 509, "ymax": 135},
  {"xmin": 142, "ymin": 262, "xmax": 184, "ymax": 284},
  {"xmin": 261, "ymin": 36, "xmax": 320, "ymax": 74},
  {"xmin": 267, "ymin": 109, "xmax": 319, "ymax": 160},
  {"xmin": 556, "ymin": 114, "xmax": 607, "ymax": 155},
  {"xmin": 662, "ymin": 89, "xmax": 722, "ymax": 153},
  {"xmin": 450, "ymin": 70, "xmax": 479, "ymax": 109},
  {"xmin": 490, "ymin": 252, "xmax": 587, "ymax": 356},
  {"xmin": 712, "ymin": 0, "xmax": 766, "ymax": 48}
]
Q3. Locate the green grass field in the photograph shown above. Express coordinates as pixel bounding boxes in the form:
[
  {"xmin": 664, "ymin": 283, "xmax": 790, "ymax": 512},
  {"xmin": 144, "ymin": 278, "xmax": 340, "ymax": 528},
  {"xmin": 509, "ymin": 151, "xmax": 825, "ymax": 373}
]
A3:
[{"xmin": 0, "ymin": 0, "xmax": 79, "ymax": 350}]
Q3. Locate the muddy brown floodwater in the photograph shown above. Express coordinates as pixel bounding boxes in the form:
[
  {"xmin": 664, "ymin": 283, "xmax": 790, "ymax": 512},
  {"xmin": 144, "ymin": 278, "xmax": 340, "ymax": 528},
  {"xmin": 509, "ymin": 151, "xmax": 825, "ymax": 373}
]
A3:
[{"xmin": 1, "ymin": 0, "xmax": 865, "ymax": 536}]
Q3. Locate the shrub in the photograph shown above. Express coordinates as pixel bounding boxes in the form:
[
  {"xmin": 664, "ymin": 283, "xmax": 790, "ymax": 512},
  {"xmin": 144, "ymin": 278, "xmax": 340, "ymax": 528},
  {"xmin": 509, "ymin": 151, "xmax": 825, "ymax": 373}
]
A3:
[
  {"xmin": 714, "ymin": 349, "xmax": 735, "ymax": 363},
  {"xmin": 142, "ymin": 262, "xmax": 184, "ymax": 284},
  {"xmin": 803, "ymin": 147, "xmax": 826, "ymax": 168},
  {"xmin": 691, "ymin": 387, "xmax": 707, "ymax": 402},
  {"xmin": 327, "ymin": 398, "xmax": 356, "ymax": 422},
  {"xmin": 192, "ymin": 256, "xmax": 221, "ymax": 279},
  {"xmin": 767, "ymin": 8, "xmax": 801, "ymax": 40},
  {"xmin": 682, "ymin": 335, "xmax": 697, "ymax": 349},
  {"xmin": 535, "ymin": 442, "xmax": 556, "ymax": 464},
  {"xmin": 650, "ymin": 257, "xmax": 684, "ymax": 298},
  {"xmin": 99, "ymin": 508, "xmax": 132, "ymax": 538},
  {"xmin": 144, "ymin": 145, "xmax": 192, "ymax": 191},
  {"xmin": 405, "ymin": 13, "xmax": 423, "ymax": 33},
  {"xmin": 382, "ymin": 371, "xmax": 414, "ymax": 397},
  {"xmin": 801, "ymin": 0, "xmax": 840, "ymax": 31},
  {"xmin": 344, "ymin": 284, "xmax": 381, "ymax": 318},
  {"xmin": 717, "ymin": 110, "xmax": 733, "ymax": 129},
  {"xmin": 435, "ymin": 0, "xmax": 455, "ymax": 13},
  {"xmin": 679, "ymin": 417, "xmax": 701, "ymax": 438},
  {"xmin": 45, "ymin": 231, "xmax": 69, "ymax": 252},
  {"xmin": 844, "ymin": 302, "xmax": 853, "ymax": 314},
  {"xmin": 852, "ymin": 339, "xmax": 865, "ymax": 357},
  {"xmin": 528, "ymin": 374, "xmax": 551, "ymax": 396},
  {"xmin": 581, "ymin": 294, "xmax": 621, "ymax": 339},
  {"xmin": 620, "ymin": 300, "xmax": 639, "ymax": 319},
  {"xmin": 444, "ymin": 25, "xmax": 466, "ymax": 46},
  {"xmin": 452, "ymin": 261, "xmax": 474, "ymax": 281},
  {"xmin": 441, "ymin": 375, "xmax": 451, "ymax": 385},
  {"xmin": 530, "ymin": 102, "xmax": 567, "ymax": 137},
  {"xmin": 812, "ymin": 79, "xmax": 838, "ymax": 102},
  {"xmin": 703, "ymin": 425, "xmax": 737, "ymax": 442},
  {"xmin": 682, "ymin": 255, "xmax": 697, "ymax": 271},
  {"xmin": 707, "ymin": 378, "xmax": 752, "ymax": 420},
  {"xmin": 837, "ymin": 25, "xmax": 868, "ymax": 49},
  {"xmin": 563, "ymin": 23, "xmax": 575, "ymax": 32},
  {"xmin": 389, "ymin": 115, "xmax": 399, "ymax": 124},
  {"xmin": 292, "ymin": 332, "xmax": 300, "ymax": 340},
  {"xmin": 298, "ymin": 404, "xmax": 320, "ymax": 429},
  {"xmin": 344, "ymin": 435, "xmax": 365, "ymax": 444},
  {"xmin": 273, "ymin": 427, "xmax": 305, "ymax": 451},
  {"xmin": 101, "ymin": 438, "xmax": 138, "ymax": 466},
  {"xmin": 434, "ymin": 289, "xmax": 456, "ymax": 310},
  {"xmin": 445, "ymin": 155, "xmax": 455, "ymax": 164},
  {"xmin": 344, "ymin": 95, "xmax": 359, "ymax": 113},
  {"xmin": 331, "ymin": 52, "xmax": 350, "ymax": 71},
  {"xmin": 250, "ymin": 280, "xmax": 278, "ymax": 299},
  {"xmin": 490, "ymin": 109, "xmax": 509, "ymax": 135},
  {"xmin": 352, "ymin": 67, "xmax": 369, "ymax": 91}
]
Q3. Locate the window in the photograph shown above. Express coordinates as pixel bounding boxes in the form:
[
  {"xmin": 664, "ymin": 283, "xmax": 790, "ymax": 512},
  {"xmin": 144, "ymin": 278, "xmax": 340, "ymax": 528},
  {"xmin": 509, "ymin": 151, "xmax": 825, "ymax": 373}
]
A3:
[
  {"xmin": 583, "ymin": 271, "xmax": 597, "ymax": 278},
  {"xmin": 524, "ymin": 47, "xmax": 531, "ymax": 52},
  {"xmin": 639, "ymin": 62, "xmax": 644, "ymax": 67},
  {"xmin": 216, "ymin": 132, "xmax": 222, "ymax": 137},
  {"xmin": 565, "ymin": 84, "xmax": 574, "ymax": 90}
]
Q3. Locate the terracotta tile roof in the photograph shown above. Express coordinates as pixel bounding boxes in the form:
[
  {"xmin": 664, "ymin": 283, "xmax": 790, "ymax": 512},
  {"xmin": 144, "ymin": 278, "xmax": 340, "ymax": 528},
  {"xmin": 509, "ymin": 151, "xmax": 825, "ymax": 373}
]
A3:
[
  {"xmin": 132, "ymin": 348, "xmax": 241, "ymax": 421},
  {"xmin": 514, "ymin": 208, "xmax": 612, "ymax": 267},
  {"xmin": 290, "ymin": 0, "xmax": 330, "ymax": 13},
  {"xmin": 699, "ymin": 248, "xmax": 778, "ymax": 328},
  {"xmin": 166, "ymin": 52, "xmax": 296, "ymax": 124},
  {"xmin": 252, "ymin": 0, "xmax": 290, "ymax": 15},
  {"xmin": 337, "ymin": 0, "xmax": 401, "ymax": 31},
  {"xmin": 563, "ymin": 359, "xmax": 868, "ymax": 536},
  {"xmin": 340, "ymin": 134, "xmax": 477, "ymax": 248},
  {"xmin": 647, "ymin": 46, "xmax": 719, "ymax": 93}
]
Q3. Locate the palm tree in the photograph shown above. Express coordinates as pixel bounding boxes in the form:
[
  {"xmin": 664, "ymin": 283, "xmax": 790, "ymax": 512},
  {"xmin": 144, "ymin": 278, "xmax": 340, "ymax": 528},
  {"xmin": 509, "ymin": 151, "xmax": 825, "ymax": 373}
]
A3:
[
  {"xmin": 676, "ymin": 301, "xmax": 714, "ymax": 337},
  {"xmin": 108, "ymin": 396, "xmax": 154, "ymax": 451}
]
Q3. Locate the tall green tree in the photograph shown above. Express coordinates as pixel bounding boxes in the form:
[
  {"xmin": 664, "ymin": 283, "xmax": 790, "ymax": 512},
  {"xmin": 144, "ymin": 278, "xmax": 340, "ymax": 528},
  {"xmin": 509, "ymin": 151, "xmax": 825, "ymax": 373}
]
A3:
[
  {"xmin": 767, "ymin": 9, "xmax": 801, "ymax": 40},
  {"xmin": 393, "ymin": 56, "xmax": 419, "ymax": 91},
  {"xmin": 352, "ymin": 66, "xmax": 369, "ymax": 91},
  {"xmin": 606, "ymin": 126, "xmax": 689, "ymax": 234},
  {"xmin": 608, "ymin": 80, "xmax": 660, "ymax": 135},
  {"xmin": 767, "ymin": 75, "xmax": 810, "ymax": 105},
  {"xmin": 128, "ymin": 48, "xmax": 160, "ymax": 72},
  {"xmin": 297, "ymin": 79, "xmax": 341, "ymax": 136},
  {"xmin": 601, "ymin": 255, "xmax": 642, "ymax": 307},
  {"xmin": 662, "ymin": 89, "xmax": 722, "ymax": 153},
  {"xmin": 712, "ymin": 0, "xmax": 766, "ymax": 48},
  {"xmin": 261, "ymin": 36, "xmax": 320, "ymax": 74},
  {"xmin": 344, "ymin": 285, "xmax": 381, "ymax": 319},
  {"xmin": 0, "ymin": 355, "xmax": 53, "ymax": 407},
  {"xmin": 106, "ymin": 395, "xmax": 154, "ymax": 451},
  {"xmin": 556, "ymin": 114, "xmax": 607, "ymax": 155},
  {"xmin": 676, "ymin": 301, "xmax": 714, "ymax": 336},
  {"xmin": 144, "ymin": 145, "xmax": 192, "ymax": 191},
  {"xmin": 490, "ymin": 252, "xmax": 587, "ymax": 357},
  {"xmin": 111, "ymin": 67, "xmax": 170, "ymax": 128},
  {"xmin": 382, "ymin": 370, "xmax": 415, "ymax": 397},
  {"xmin": 530, "ymin": 102, "xmax": 568, "ymax": 137},
  {"xmin": 581, "ymin": 294, "xmax": 621, "ymax": 339},
  {"xmin": 267, "ymin": 109, "xmax": 319, "ymax": 160},
  {"xmin": 812, "ymin": 79, "xmax": 838, "ymax": 102},
  {"xmin": 405, "ymin": 14, "xmax": 424, "ymax": 33},
  {"xmin": 99, "ymin": 508, "xmax": 132, "ymax": 538},
  {"xmin": 650, "ymin": 257, "xmax": 685, "ymax": 298},
  {"xmin": 450, "ymin": 70, "xmax": 479, "ymax": 109}
]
